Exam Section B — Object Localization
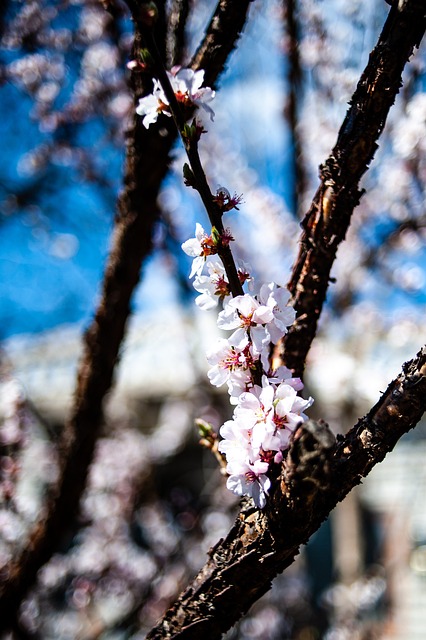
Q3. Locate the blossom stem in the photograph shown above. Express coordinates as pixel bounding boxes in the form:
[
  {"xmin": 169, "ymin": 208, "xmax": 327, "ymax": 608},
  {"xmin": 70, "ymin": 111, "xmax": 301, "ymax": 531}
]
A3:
[{"xmin": 140, "ymin": 23, "xmax": 244, "ymax": 297}]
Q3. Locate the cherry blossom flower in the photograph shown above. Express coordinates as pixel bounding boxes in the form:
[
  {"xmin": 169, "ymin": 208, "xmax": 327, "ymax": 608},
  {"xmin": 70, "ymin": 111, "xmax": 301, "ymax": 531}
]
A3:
[
  {"xmin": 170, "ymin": 68, "xmax": 215, "ymax": 120},
  {"xmin": 235, "ymin": 379, "xmax": 275, "ymax": 429},
  {"xmin": 274, "ymin": 382, "xmax": 314, "ymax": 433},
  {"xmin": 181, "ymin": 223, "xmax": 218, "ymax": 278},
  {"xmin": 267, "ymin": 365, "xmax": 304, "ymax": 391},
  {"xmin": 235, "ymin": 380, "xmax": 281, "ymax": 453},
  {"xmin": 136, "ymin": 68, "xmax": 215, "ymax": 129},
  {"xmin": 225, "ymin": 459, "xmax": 271, "ymax": 508},
  {"xmin": 218, "ymin": 420, "xmax": 252, "ymax": 463},
  {"xmin": 193, "ymin": 260, "xmax": 251, "ymax": 310},
  {"xmin": 206, "ymin": 339, "xmax": 257, "ymax": 402},
  {"xmin": 227, "ymin": 368, "xmax": 255, "ymax": 403},
  {"xmin": 219, "ymin": 228, "xmax": 235, "ymax": 247},
  {"xmin": 258, "ymin": 282, "xmax": 296, "ymax": 343},
  {"xmin": 180, "ymin": 224, "xmax": 313, "ymax": 509},
  {"xmin": 136, "ymin": 79, "xmax": 167, "ymax": 128},
  {"xmin": 193, "ymin": 261, "xmax": 230, "ymax": 310},
  {"xmin": 218, "ymin": 294, "xmax": 273, "ymax": 353},
  {"xmin": 237, "ymin": 264, "xmax": 252, "ymax": 288},
  {"xmin": 207, "ymin": 339, "xmax": 253, "ymax": 385},
  {"xmin": 126, "ymin": 59, "xmax": 148, "ymax": 72},
  {"xmin": 217, "ymin": 375, "xmax": 314, "ymax": 505}
]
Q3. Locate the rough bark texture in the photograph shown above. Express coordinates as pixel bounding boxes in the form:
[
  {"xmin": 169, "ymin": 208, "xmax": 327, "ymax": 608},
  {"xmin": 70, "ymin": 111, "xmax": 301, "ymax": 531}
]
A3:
[
  {"xmin": 282, "ymin": 0, "xmax": 426, "ymax": 377},
  {"xmin": 167, "ymin": 0, "xmax": 190, "ymax": 67},
  {"xmin": 147, "ymin": 346, "xmax": 426, "ymax": 639},
  {"xmin": 0, "ymin": 0, "xmax": 255, "ymax": 629},
  {"xmin": 190, "ymin": 0, "xmax": 255, "ymax": 87}
]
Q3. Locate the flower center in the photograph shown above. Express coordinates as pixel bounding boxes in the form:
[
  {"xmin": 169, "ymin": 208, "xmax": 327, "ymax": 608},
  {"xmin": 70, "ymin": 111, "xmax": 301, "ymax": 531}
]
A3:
[
  {"xmin": 214, "ymin": 276, "xmax": 230, "ymax": 300},
  {"xmin": 245, "ymin": 470, "xmax": 257, "ymax": 484},
  {"xmin": 175, "ymin": 90, "xmax": 192, "ymax": 107},
  {"xmin": 260, "ymin": 449, "xmax": 275, "ymax": 464},
  {"xmin": 240, "ymin": 313, "xmax": 256, "ymax": 329},
  {"xmin": 223, "ymin": 349, "xmax": 244, "ymax": 371},
  {"xmin": 200, "ymin": 236, "xmax": 217, "ymax": 258},
  {"xmin": 273, "ymin": 414, "xmax": 288, "ymax": 429}
]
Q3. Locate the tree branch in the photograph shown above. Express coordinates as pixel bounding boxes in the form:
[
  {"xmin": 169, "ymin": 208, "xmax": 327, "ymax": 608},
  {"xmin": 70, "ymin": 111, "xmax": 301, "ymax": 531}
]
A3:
[
  {"xmin": 190, "ymin": 0, "xmax": 255, "ymax": 88},
  {"xmin": 146, "ymin": 346, "xmax": 426, "ymax": 639},
  {"xmin": 283, "ymin": 0, "xmax": 306, "ymax": 218},
  {"xmin": 281, "ymin": 0, "xmax": 426, "ymax": 377},
  {"xmin": 167, "ymin": 0, "xmax": 190, "ymax": 67}
]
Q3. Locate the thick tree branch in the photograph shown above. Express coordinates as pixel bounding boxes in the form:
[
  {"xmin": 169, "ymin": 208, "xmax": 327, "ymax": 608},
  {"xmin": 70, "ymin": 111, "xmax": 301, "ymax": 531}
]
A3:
[
  {"xmin": 167, "ymin": 0, "xmax": 190, "ymax": 67},
  {"xmin": 281, "ymin": 0, "xmax": 425, "ymax": 377},
  {"xmin": 0, "ymin": 0, "xmax": 256, "ymax": 629},
  {"xmin": 190, "ymin": 0, "xmax": 255, "ymax": 88},
  {"xmin": 284, "ymin": 0, "xmax": 306, "ymax": 218},
  {"xmin": 146, "ymin": 346, "xmax": 426, "ymax": 639}
]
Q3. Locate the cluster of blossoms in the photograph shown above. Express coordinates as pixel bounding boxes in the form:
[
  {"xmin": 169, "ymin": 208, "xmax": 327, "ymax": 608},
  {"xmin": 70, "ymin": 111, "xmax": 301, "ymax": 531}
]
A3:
[
  {"xmin": 136, "ymin": 67, "xmax": 215, "ymax": 129},
  {"xmin": 135, "ymin": 63, "xmax": 313, "ymax": 508},
  {"xmin": 182, "ymin": 223, "xmax": 314, "ymax": 508}
]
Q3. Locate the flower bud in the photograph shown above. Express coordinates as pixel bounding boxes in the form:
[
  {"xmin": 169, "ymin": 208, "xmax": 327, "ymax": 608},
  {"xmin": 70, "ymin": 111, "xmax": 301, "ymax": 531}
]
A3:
[
  {"xmin": 195, "ymin": 418, "xmax": 214, "ymax": 438},
  {"xmin": 139, "ymin": 48, "xmax": 154, "ymax": 66},
  {"xmin": 211, "ymin": 226, "xmax": 221, "ymax": 246}
]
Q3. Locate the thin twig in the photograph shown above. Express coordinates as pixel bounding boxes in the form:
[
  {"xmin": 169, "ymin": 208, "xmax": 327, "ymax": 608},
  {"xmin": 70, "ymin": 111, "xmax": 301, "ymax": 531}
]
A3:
[{"xmin": 141, "ymin": 22, "xmax": 244, "ymax": 297}]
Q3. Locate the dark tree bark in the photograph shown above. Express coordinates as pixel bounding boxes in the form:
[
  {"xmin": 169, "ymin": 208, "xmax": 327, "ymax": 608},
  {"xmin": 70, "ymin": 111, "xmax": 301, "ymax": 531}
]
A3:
[
  {"xmin": 282, "ymin": 0, "xmax": 426, "ymax": 378},
  {"xmin": 167, "ymin": 0, "xmax": 190, "ymax": 67},
  {"xmin": 190, "ymin": 0, "xmax": 255, "ymax": 87}
]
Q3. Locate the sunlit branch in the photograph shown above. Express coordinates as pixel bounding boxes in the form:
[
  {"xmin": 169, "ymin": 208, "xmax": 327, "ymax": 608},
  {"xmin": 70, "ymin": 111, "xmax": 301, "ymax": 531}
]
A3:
[
  {"xmin": 141, "ymin": 21, "xmax": 244, "ymax": 298},
  {"xmin": 281, "ymin": 0, "xmax": 426, "ymax": 378},
  {"xmin": 167, "ymin": 0, "xmax": 190, "ymax": 67}
]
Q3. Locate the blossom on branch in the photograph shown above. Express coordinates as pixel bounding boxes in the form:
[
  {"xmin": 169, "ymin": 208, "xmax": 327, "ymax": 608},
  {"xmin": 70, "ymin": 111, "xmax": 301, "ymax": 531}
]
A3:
[
  {"xmin": 181, "ymin": 216, "xmax": 313, "ymax": 508},
  {"xmin": 218, "ymin": 294, "xmax": 273, "ymax": 353},
  {"xmin": 226, "ymin": 458, "xmax": 271, "ymax": 509},
  {"xmin": 135, "ymin": 89, "xmax": 163, "ymax": 129},
  {"xmin": 267, "ymin": 364, "xmax": 304, "ymax": 391},
  {"xmin": 206, "ymin": 339, "xmax": 257, "ymax": 399},
  {"xmin": 181, "ymin": 223, "xmax": 218, "ymax": 278},
  {"xmin": 193, "ymin": 261, "xmax": 231, "ymax": 310},
  {"xmin": 136, "ymin": 68, "xmax": 215, "ymax": 128},
  {"xmin": 171, "ymin": 68, "xmax": 215, "ymax": 120},
  {"xmin": 258, "ymin": 282, "xmax": 296, "ymax": 343},
  {"xmin": 193, "ymin": 260, "xmax": 250, "ymax": 310},
  {"xmin": 217, "ymin": 378, "xmax": 313, "ymax": 507}
]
